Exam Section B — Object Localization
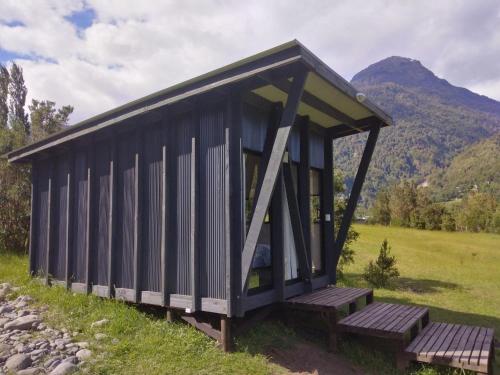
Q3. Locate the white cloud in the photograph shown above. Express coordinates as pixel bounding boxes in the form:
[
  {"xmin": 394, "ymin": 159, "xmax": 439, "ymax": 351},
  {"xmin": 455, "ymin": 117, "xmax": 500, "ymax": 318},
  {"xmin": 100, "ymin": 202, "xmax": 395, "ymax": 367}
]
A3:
[{"xmin": 1, "ymin": 0, "xmax": 499, "ymax": 123}]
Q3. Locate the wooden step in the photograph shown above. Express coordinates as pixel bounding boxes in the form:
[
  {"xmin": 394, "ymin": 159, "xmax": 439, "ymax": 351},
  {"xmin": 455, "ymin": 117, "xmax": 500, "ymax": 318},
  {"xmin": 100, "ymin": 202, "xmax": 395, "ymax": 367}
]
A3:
[
  {"xmin": 404, "ymin": 322, "xmax": 495, "ymax": 374},
  {"xmin": 338, "ymin": 302, "xmax": 429, "ymax": 340}
]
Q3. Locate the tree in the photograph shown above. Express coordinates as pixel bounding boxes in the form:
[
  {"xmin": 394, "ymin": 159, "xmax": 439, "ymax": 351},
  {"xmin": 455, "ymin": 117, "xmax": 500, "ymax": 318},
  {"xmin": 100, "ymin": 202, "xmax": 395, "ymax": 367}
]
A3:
[
  {"xmin": 363, "ymin": 239, "xmax": 400, "ymax": 288},
  {"xmin": 334, "ymin": 170, "xmax": 359, "ymax": 279},
  {"xmin": 389, "ymin": 181, "xmax": 418, "ymax": 227},
  {"xmin": 8, "ymin": 63, "xmax": 29, "ymax": 135},
  {"xmin": 455, "ymin": 192, "xmax": 497, "ymax": 232},
  {"xmin": 29, "ymin": 100, "xmax": 73, "ymax": 142},
  {"xmin": 371, "ymin": 188, "xmax": 391, "ymax": 225},
  {"xmin": 0, "ymin": 64, "xmax": 8, "ymax": 129}
]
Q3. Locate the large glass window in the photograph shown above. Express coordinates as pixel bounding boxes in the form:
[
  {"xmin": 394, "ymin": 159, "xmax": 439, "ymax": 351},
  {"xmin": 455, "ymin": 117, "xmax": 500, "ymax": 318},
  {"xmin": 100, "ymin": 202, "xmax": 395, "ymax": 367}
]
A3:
[
  {"xmin": 310, "ymin": 168, "xmax": 323, "ymax": 275},
  {"xmin": 244, "ymin": 152, "xmax": 273, "ymax": 293}
]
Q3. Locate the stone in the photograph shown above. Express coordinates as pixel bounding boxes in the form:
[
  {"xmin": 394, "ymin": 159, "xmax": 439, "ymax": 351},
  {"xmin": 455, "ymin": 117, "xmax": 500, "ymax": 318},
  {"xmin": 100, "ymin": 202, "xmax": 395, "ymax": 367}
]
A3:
[
  {"xmin": 0, "ymin": 318, "xmax": 10, "ymax": 328},
  {"xmin": 90, "ymin": 319, "xmax": 109, "ymax": 328},
  {"xmin": 5, "ymin": 353, "xmax": 32, "ymax": 371},
  {"xmin": 17, "ymin": 368, "xmax": 43, "ymax": 375},
  {"xmin": 76, "ymin": 349, "xmax": 91, "ymax": 361},
  {"xmin": 0, "ymin": 304, "xmax": 14, "ymax": 314},
  {"xmin": 75, "ymin": 342, "xmax": 89, "ymax": 349},
  {"xmin": 49, "ymin": 362, "xmax": 77, "ymax": 375},
  {"xmin": 63, "ymin": 356, "xmax": 78, "ymax": 364},
  {"xmin": 0, "ymin": 343, "xmax": 12, "ymax": 356},
  {"xmin": 94, "ymin": 333, "xmax": 107, "ymax": 341},
  {"xmin": 18, "ymin": 309, "xmax": 31, "ymax": 317},
  {"xmin": 4, "ymin": 315, "xmax": 41, "ymax": 331}
]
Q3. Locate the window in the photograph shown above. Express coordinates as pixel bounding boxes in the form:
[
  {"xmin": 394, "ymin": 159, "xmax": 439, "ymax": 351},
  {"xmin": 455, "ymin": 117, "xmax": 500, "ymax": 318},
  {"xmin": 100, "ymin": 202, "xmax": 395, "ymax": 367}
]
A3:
[
  {"xmin": 310, "ymin": 168, "xmax": 323, "ymax": 275},
  {"xmin": 244, "ymin": 152, "xmax": 273, "ymax": 293}
]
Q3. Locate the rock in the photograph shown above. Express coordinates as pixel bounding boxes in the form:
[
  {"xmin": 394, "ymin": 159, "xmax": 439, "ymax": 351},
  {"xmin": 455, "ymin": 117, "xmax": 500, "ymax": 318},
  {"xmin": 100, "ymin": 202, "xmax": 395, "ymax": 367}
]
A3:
[
  {"xmin": 18, "ymin": 309, "xmax": 31, "ymax": 317},
  {"xmin": 4, "ymin": 315, "xmax": 41, "ymax": 331},
  {"xmin": 49, "ymin": 362, "xmax": 77, "ymax": 375},
  {"xmin": 44, "ymin": 356, "xmax": 61, "ymax": 368},
  {"xmin": 63, "ymin": 356, "xmax": 78, "ymax": 364},
  {"xmin": 0, "ymin": 304, "xmax": 14, "ymax": 314},
  {"xmin": 76, "ymin": 349, "xmax": 91, "ymax": 361},
  {"xmin": 75, "ymin": 342, "xmax": 89, "ymax": 349},
  {"xmin": 0, "ymin": 289, "xmax": 8, "ymax": 301},
  {"xmin": 0, "ymin": 317, "xmax": 10, "ymax": 328},
  {"xmin": 0, "ymin": 282, "xmax": 12, "ymax": 290},
  {"xmin": 17, "ymin": 368, "xmax": 43, "ymax": 375},
  {"xmin": 5, "ymin": 353, "xmax": 32, "ymax": 371},
  {"xmin": 94, "ymin": 333, "xmax": 107, "ymax": 341},
  {"xmin": 90, "ymin": 318, "xmax": 109, "ymax": 328},
  {"xmin": 0, "ymin": 343, "xmax": 12, "ymax": 356}
]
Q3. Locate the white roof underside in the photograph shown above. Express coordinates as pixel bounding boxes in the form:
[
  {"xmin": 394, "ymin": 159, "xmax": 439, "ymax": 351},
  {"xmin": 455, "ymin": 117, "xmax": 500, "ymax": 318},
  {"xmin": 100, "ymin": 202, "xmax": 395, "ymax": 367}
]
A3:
[{"xmin": 253, "ymin": 72, "xmax": 373, "ymax": 128}]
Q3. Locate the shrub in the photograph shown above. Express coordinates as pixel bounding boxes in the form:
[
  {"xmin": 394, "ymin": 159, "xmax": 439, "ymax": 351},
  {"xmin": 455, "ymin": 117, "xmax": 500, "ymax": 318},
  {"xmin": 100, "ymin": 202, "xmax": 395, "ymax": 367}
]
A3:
[{"xmin": 363, "ymin": 239, "xmax": 400, "ymax": 288}]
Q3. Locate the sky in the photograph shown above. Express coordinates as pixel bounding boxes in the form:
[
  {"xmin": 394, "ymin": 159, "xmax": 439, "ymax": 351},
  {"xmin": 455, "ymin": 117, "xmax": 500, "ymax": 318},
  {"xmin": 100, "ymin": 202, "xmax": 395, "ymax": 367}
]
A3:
[{"xmin": 1, "ymin": 0, "xmax": 499, "ymax": 123}]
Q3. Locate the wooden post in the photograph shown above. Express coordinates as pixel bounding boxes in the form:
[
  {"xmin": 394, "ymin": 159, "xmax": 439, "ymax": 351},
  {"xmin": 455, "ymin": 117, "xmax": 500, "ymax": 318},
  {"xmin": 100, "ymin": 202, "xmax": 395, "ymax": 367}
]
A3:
[
  {"xmin": 323, "ymin": 136, "xmax": 334, "ymax": 283},
  {"xmin": 161, "ymin": 134, "xmax": 168, "ymax": 306},
  {"xmin": 85, "ymin": 147, "xmax": 94, "ymax": 293},
  {"xmin": 228, "ymin": 94, "xmax": 244, "ymax": 317},
  {"xmin": 333, "ymin": 126, "xmax": 380, "ymax": 283},
  {"xmin": 133, "ymin": 131, "xmax": 142, "ymax": 303},
  {"xmin": 108, "ymin": 138, "xmax": 117, "ymax": 297},
  {"xmin": 298, "ymin": 116, "xmax": 311, "ymax": 266},
  {"xmin": 29, "ymin": 161, "xmax": 37, "ymax": 276},
  {"xmin": 45, "ymin": 160, "xmax": 54, "ymax": 285},
  {"xmin": 190, "ymin": 134, "xmax": 199, "ymax": 312},
  {"xmin": 220, "ymin": 316, "xmax": 232, "ymax": 352},
  {"xmin": 272, "ymin": 171, "xmax": 285, "ymax": 301},
  {"xmin": 65, "ymin": 152, "xmax": 74, "ymax": 288}
]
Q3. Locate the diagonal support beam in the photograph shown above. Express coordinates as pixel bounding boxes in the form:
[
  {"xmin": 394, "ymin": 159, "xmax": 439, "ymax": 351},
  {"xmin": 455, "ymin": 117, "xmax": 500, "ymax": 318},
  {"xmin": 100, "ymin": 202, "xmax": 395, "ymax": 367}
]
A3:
[
  {"xmin": 332, "ymin": 126, "xmax": 380, "ymax": 283},
  {"xmin": 241, "ymin": 69, "xmax": 308, "ymax": 292},
  {"xmin": 283, "ymin": 162, "xmax": 312, "ymax": 285}
]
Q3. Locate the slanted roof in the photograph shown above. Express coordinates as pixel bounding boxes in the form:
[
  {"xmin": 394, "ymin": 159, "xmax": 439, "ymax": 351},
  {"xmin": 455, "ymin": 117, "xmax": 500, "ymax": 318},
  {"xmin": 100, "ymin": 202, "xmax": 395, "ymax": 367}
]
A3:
[{"xmin": 8, "ymin": 40, "xmax": 392, "ymax": 163}]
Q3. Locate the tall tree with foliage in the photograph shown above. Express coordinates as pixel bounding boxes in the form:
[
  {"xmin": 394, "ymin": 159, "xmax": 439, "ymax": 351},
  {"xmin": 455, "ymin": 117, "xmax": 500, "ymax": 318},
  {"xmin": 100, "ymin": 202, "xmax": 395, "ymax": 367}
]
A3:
[
  {"xmin": 8, "ymin": 63, "xmax": 29, "ymax": 135},
  {"xmin": 371, "ymin": 188, "xmax": 391, "ymax": 225},
  {"xmin": 0, "ymin": 62, "xmax": 73, "ymax": 253},
  {"xmin": 29, "ymin": 100, "xmax": 73, "ymax": 142},
  {"xmin": 0, "ymin": 64, "xmax": 8, "ymax": 129}
]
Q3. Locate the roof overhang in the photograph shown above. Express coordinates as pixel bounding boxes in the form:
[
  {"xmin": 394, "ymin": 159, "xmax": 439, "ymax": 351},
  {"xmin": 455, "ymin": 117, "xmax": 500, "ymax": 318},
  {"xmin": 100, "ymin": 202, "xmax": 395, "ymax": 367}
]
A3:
[{"xmin": 8, "ymin": 39, "xmax": 393, "ymax": 163}]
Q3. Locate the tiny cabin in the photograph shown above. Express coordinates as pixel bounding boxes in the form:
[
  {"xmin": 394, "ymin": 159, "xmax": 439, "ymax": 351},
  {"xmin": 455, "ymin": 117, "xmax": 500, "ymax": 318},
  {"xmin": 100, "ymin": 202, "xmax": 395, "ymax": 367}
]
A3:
[{"xmin": 8, "ymin": 40, "xmax": 392, "ymax": 344}]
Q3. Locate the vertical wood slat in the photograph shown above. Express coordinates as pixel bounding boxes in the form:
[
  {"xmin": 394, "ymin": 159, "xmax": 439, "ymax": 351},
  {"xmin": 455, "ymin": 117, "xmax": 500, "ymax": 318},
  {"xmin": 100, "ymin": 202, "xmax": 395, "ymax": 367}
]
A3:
[
  {"xmin": 45, "ymin": 160, "xmax": 54, "ymax": 285},
  {"xmin": 108, "ymin": 139, "xmax": 117, "ymax": 297},
  {"xmin": 190, "ymin": 135, "xmax": 199, "ymax": 311},
  {"xmin": 161, "ymin": 138, "xmax": 168, "ymax": 305},
  {"xmin": 85, "ymin": 148, "xmax": 94, "ymax": 293},
  {"xmin": 224, "ymin": 99, "xmax": 232, "ymax": 316},
  {"xmin": 333, "ymin": 126, "xmax": 380, "ymax": 282},
  {"xmin": 298, "ymin": 116, "xmax": 311, "ymax": 267},
  {"xmin": 228, "ymin": 94, "xmax": 244, "ymax": 317},
  {"xmin": 323, "ymin": 136, "xmax": 334, "ymax": 283},
  {"xmin": 65, "ymin": 152, "xmax": 74, "ymax": 288},
  {"xmin": 29, "ymin": 163, "xmax": 38, "ymax": 276},
  {"xmin": 133, "ymin": 130, "xmax": 142, "ymax": 302},
  {"xmin": 241, "ymin": 69, "xmax": 308, "ymax": 292}
]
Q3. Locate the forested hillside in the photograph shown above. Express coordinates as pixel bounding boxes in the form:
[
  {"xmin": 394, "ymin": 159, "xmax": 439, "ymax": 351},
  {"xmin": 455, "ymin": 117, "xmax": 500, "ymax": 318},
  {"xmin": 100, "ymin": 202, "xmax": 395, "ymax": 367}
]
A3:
[{"xmin": 335, "ymin": 56, "xmax": 500, "ymax": 205}]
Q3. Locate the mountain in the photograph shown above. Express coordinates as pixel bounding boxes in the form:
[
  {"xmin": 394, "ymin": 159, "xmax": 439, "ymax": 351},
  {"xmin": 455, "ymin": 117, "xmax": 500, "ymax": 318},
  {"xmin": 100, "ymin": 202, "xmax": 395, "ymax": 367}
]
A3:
[
  {"xmin": 335, "ymin": 56, "xmax": 500, "ymax": 205},
  {"xmin": 429, "ymin": 133, "xmax": 500, "ymax": 201}
]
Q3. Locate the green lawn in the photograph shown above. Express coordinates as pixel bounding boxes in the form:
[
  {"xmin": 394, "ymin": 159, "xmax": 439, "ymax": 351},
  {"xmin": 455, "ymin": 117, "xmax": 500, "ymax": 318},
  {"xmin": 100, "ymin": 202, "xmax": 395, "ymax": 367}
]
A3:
[
  {"xmin": 344, "ymin": 225, "xmax": 500, "ymax": 333},
  {"xmin": 0, "ymin": 225, "xmax": 498, "ymax": 374}
]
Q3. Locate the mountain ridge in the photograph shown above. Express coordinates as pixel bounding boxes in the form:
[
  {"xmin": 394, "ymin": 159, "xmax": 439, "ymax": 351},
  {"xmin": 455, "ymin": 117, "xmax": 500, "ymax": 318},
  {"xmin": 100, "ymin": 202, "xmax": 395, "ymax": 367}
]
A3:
[{"xmin": 334, "ymin": 56, "xmax": 500, "ymax": 206}]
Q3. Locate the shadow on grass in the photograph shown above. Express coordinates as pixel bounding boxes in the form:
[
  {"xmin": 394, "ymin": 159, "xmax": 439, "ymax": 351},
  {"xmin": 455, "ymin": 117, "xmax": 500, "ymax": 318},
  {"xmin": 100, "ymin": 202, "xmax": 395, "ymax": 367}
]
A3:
[{"xmin": 343, "ymin": 273, "xmax": 461, "ymax": 294}]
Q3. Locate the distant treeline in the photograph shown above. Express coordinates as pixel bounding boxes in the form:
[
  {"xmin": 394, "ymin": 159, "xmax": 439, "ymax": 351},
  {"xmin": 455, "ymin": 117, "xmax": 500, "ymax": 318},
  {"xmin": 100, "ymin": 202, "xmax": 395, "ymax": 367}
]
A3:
[{"xmin": 370, "ymin": 180, "xmax": 499, "ymax": 233}]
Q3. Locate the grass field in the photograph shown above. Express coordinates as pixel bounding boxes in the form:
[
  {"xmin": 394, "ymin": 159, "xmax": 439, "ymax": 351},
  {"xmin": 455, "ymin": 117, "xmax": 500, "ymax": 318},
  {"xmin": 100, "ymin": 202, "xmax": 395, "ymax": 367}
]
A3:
[{"xmin": 0, "ymin": 225, "xmax": 498, "ymax": 374}]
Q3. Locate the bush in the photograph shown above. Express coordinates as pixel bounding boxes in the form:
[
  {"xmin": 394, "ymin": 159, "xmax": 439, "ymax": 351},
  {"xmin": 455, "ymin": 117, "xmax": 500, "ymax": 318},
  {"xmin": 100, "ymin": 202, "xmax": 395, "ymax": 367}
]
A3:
[{"xmin": 363, "ymin": 239, "xmax": 400, "ymax": 288}]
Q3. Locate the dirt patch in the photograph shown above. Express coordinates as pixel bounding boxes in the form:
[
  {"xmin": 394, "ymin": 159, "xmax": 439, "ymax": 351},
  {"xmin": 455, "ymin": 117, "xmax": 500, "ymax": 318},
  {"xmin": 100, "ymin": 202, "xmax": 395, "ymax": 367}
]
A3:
[{"xmin": 267, "ymin": 342, "xmax": 369, "ymax": 375}]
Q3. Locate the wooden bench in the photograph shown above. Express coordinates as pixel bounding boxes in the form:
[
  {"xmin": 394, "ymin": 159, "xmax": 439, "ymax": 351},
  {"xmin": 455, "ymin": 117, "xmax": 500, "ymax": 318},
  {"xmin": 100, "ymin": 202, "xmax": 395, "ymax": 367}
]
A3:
[
  {"xmin": 404, "ymin": 322, "xmax": 495, "ymax": 374},
  {"xmin": 285, "ymin": 286, "xmax": 373, "ymax": 351},
  {"xmin": 337, "ymin": 302, "xmax": 429, "ymax": 367}
]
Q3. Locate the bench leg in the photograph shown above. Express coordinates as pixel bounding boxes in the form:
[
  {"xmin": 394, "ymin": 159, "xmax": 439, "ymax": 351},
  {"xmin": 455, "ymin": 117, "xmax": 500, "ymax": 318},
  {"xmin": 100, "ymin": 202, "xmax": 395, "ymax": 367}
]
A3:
[
  {"xmin": 327, "ymin": 311, "xmax": 338, "ymax": 352},
  {"xmin": 366, "ymin": 292, "xmax": 373, "ymax": 305}
]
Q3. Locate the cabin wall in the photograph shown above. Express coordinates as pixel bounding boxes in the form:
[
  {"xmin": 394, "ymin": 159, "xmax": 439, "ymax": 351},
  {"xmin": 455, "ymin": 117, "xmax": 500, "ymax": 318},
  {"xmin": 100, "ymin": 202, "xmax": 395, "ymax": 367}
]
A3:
[{"xmin": 29, "ymin": 99, "xmax": 230, "ymax": 314}]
